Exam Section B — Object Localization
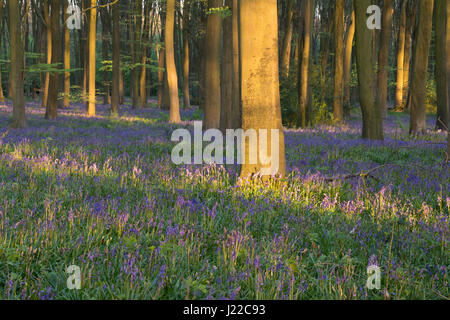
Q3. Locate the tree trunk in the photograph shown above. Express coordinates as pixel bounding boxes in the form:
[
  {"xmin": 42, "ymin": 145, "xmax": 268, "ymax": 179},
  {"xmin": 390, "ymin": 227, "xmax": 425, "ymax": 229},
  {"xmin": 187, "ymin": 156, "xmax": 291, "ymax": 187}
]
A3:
[
  {"xmin": 87, "ymin": 0, "xmax": 97, "ymax": 116},
  {"xmin": 403, "ymin": 1, "xmax": 416, "ymax": 103},
  {"xmin": 165, "ymin": 0, "xmax": 181, "ymax": 123},
  {"xmin": 63, "ymin": 0, "xmax": 71, "ymax": 108},
  {"xmin": 111, "ymin": 0, "xmax": 120, "ymax": 115},
  {"xmin": 42, "ymin": 0, "xmax": 51, "ymax": 108},
  {"xmin": 9, "ymin": 0, "xmax": 25, "ymax": 128},
  {"xmin": 354, "ymin": 0, "xmax": 383, "ymax": 140},
  {"xmin": 239, "ymin": 0, "xmax": 286, "ymax": 178},
  {"xmin": 220, "ymin": 0, "xmax": 233, "ymax": 132},
  {"xmin": 280, "ymin": 0, "xmax": 295, "ymax": 78},
  {"xmin": 231, "ymin": 0, "xmax": 241, "ymax": 129},
  {"xmin": 435, "ymin": 0, "xmax": 449, "ymax": 131},
  {"xmin": 298, "ymin": 0, "xmax": 314, "ymax": 128},
  {"xmin": 395, "ymin": 0, "xmax": 407, "ymax": 109},
  {"xmin": 377, "ymin": 0, "xmax": 394, "ymax": 118},
  {"xmin": 333, "ymin": 0, "xmax": 344, "ymax": 122},
  {"xmin": 204, "ymin": 0, "xmax": 222, "ymax": 130},
  {"xmin": 409, "ymin": 0, "xmax": 434, "ymax": 135},
  {"xmin": 182, "ymin": 0, "xmax": 191, "ymax": 109},
  {"xmin": 344, "ymin": 9, "xmax": 355, "ymax": 115},
  {"xmin": 46, "ymin": 0, "xmax": 61, "ymax": 120},
  {"xmin": 0, "ymin": 2, "xmax": 4, "ymax": 103}
]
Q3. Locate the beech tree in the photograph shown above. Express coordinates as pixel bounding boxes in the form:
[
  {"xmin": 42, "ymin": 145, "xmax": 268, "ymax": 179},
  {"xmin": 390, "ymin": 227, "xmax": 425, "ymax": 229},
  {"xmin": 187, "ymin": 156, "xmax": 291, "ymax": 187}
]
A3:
[
  {"xmin": 9, "ymin": 0, "xmax": 25, "ymax": 128},
  {"xmin": 239, "ymin": 0, "xmax": 286, "ymax": 178},
  {"xmin": 354, "ymin": 0, "xmax": 383, "ymax": 140},
  {"xmin": 408, "ymin": 0, "xmax": 434, "ymax": 134}
]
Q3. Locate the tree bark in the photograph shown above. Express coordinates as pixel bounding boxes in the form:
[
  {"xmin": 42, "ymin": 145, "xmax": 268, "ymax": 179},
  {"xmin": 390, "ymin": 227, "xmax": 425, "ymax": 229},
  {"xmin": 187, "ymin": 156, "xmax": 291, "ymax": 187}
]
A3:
[
  {"xmin": 9, "ymin": 0, "xmax": 26, "ymax": 128},
  {"xmin": 333, "ymin": 0, "xmax": 344, "ymax": 122},
  {"xmin": 111, "ymin": 0, "xmax": 120, "ymax": 115},
  {"xmin": 42, "ymin": 0, "xmax": 51, "ymax": 108},
  {"xmin": 220, "ymin": 0, "xmax": 233, "ymax": 132},
  {"xmin": 239, "ymin": 0, "xmax": 286, "ymax": 178},
  {"xmin": 298, "ymin": 0, "xmax": 314, "ymax": 128},
  {"xmin": 435, "ymin": 0, "xmax": 449, "ymax": 131},
  {"xmin": 344, "ymin": 9, "xmax": 355, "ymax": 115},
  {"xmin": 204, "ymin": 0, "xmax": 222, "ymax": 130},
  {"xmin": 377, "ymin": 0, "xmax": 394, "ymax": 118},
  {"xmin": 280, "ymin": 0, "xmax": 295, "ymax": 78},
  {"xmin": 165, "ymin": 0, "xmax": 181, "ymax": 123},
  {"xmin": 409, "ymin": 0, "xmax": 434, "ymax": 135},
  {"xmin": 46, "ymin": 0, "xmax": 61, "ymax": 120},
  {"xmin": 182, "ymin": 0, "xmax": 191, "ymax": 109},
  {"xmin": 63, "ymin": 0, "xmax": 71, "ymax": 108},
  {"xmin": 87, "ymin": 0, "xmax": 97, "ymax": 116},
  {"xmin": 354, "ymin": 0, "xmax": 384, "ymax": 140},
  {"xmin": 395, "ymin": 0, "xmax": 407, "ymax": 109}
]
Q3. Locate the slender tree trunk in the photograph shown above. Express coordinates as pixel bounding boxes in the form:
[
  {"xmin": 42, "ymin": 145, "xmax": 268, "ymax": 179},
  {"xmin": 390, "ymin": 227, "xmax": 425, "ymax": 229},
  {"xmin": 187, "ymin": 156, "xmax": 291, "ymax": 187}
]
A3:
[
  {"xmin": 87, "ymin": 0, "xmax": 97, "ymax": 116},
  {"xmin": 435, "ymin": 0, "xmax": 449, "ymax": 131},
  {"xmin": 0, "ymin": 2, "xmax": 4, "ymax": 103},
  {"xmin": 354, "ymin": 0, "xmax": 383, "ymax": 140},
  {"xmin": 182, "ymin": 0, "xmax": 191, "ymax": 109},
  {"xmin": 46, "ymin": 0, "xmax": 61, "ymax": 120},
  {"xmin": 409, "ymin": 0, "xmax": 434, "ymax": 135},
  {"xmin": 220, "ymin": 0, "xmax": 233, "ymax": 132},
  {"xmin": 204, "ymin": 0, "xmax": 222, "ymax": 130},
  {"xmin": 101, "ymin": 5, "xmax": 111, "ymax": 105},
  {"xmin": 395, "ymin": 0, "xmax": 407, "ymax": 109},
  {"xmin": 63, "ymin": 0, "xmax": 71, "ymax": 108},
  {"xmin": 139, "ymin": 3, "xmax": 149, "ymax": 109},
  {"xmin": 9, "ymin": 0, "xmax": 25, "ymax": 128},
  {"xmin": 298, "ymin": 0, "xmax": 314, "ymax": 128},
  {"xmin": 333, "ymin": 0, "xmax": 345, "ymax": 122},
  {"xmin": 43, "ymin": 0, "xmax": 51, "ymax": 108},
  {"xmin": 377, "ymin": 0, "xmax": 394, "ymax": 118},
  {"xmin": 344, "ymin": 9, "xmax": 355, "ymax": 115},
  {"xmin": 280, "ymin": 0, "xmax": 295, "ymax": 78},
  {"xmin": 403, "ymin": 1, "xmax": 416, "ymax": 103},
  {"xmin": 231, "ymin": 0, "xmax": 241, "ymax": 129},
  {"xmin": 165, "ymin": 0, "xmax": 181, "ymax": 123},
  {"xmin": 111, "ymin": 0, "xmax": 120, "ymax": 115},
  {"xmin": 239, "ymin": 0, "xmax": 286, "ymax": 178}
]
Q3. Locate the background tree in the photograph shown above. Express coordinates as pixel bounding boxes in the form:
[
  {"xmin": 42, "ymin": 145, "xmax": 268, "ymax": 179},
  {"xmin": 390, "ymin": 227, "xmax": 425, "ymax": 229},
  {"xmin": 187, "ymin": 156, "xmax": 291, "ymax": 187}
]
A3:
[
  {"xmin": 111, "ymin": 0, "xmax": 120, "ymax": 115},
  {"xmin": 435, "ymin": 0, "xmax": 449, "ymax": 131},
  {"xmin": 46, "ymin": 0, "xmax": 61, "ymax": 120}
]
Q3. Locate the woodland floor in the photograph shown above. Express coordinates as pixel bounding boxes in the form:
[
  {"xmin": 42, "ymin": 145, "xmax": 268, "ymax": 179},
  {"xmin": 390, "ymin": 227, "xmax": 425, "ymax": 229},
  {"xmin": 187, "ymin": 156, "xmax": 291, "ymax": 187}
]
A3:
[{"xmin": 0, "ymin": 99, "xmax": 448, "ymax": 299}]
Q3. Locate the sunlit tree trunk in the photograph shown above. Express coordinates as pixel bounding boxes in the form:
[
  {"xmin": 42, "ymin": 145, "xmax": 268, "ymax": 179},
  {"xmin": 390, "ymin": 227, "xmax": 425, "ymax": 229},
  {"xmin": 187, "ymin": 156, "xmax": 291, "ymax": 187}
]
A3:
[
  {"xmin": 9, "ymin": 0, "xmax": 25, "ymax": 128},
  {"xmin": 409, "ymin": 0, "xmax": 434, "ymax": 135},
  {"xmin": 333, "ymin": 0, "xmax": 344, "ymax": 122},
  {"xmin": 42, "ymin": 0, "xmax": 51, "ymax": 108},
  {"xmin": 0, "ymin": 2, "xmax": 4, "ymax": 103},
  {"xmin": 63, "ymin": 0, "xmax": 71, "ymax": 108},
  {"xmin": 100, "ymin": 3, "xmax": 111, "ymax": 105},
  {"xmin": 165, "ymin": 0, "xmax": 181, "ymax": 123},
  {"xmin": 111, "ymin": 0, "xmax": 120, "ymax": 115},
  {"xmin": 344, "ymin": 9, "xmax": 355, "ymax": 115},
  {"xmin": 354, "ymin": 0, "xmax": 383, "ymax": 140},
  {"xmin": 239, "ymin": 0, "xmax": 286, "ymax": 178},
  {"xmin": 403, "ymin": 1, "xmax": 416, "ymax": 103},
  {"xmin": 220, "ymin": 0, "xmax": 233, "ymax": 132},
  {"xmin": 377, "ymin": 0, "xmax": 393, "ymax": 118},
  {"xmin": 435, "ymin": 0, "xmax": 449, "ymax": 131},
  {"xmin": 204, "ymin": 0, "xmax": 222, "ymax": 129},
  {"xmin": 395, "ymin": 0, "xmax": 407, "ymax": 109},
  {"xmin": 298, "ymin": 0, "xmax": 314, "ymax": 128},
  {"xmin": 231, "ymin": 0, "xmax": 240, "ymax": 129},
  {"xmin": 182, "ymin": 0, "xmax": 191, "ymax": 109},
  {"xmin": 280, "ymin": 0, "xmax": 294, "ymax": 78},
  {"xmin": 87, "ymin": 0, "xmax": 97, "ymax": 116},
  {"xmin": 139, "ymin": 2, "xmax": 149, "ymax": 109},
  {"xmin": 46, "ymin": 0, "xmax": 61, "ymax": 120}
]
